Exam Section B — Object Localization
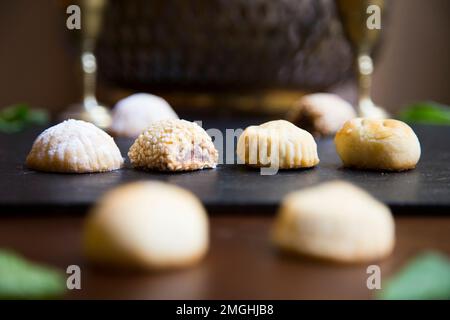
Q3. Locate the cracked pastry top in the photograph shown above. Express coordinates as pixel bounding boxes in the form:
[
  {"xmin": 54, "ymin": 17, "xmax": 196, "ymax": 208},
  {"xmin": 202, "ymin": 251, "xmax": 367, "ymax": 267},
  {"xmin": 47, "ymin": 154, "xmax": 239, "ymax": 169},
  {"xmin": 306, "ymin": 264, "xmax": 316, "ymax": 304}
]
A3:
[{"xmin": 335, "ymin": 118, "xmax": 421, "ymax": 171}]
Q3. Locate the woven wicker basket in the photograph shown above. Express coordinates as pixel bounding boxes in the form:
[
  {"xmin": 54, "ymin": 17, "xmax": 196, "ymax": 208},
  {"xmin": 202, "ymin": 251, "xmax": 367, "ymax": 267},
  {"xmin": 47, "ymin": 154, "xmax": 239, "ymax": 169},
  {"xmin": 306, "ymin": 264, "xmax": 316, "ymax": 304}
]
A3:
[{"xmin": 96, "ymin": 0, "xmax": 356, "ymax": 112}]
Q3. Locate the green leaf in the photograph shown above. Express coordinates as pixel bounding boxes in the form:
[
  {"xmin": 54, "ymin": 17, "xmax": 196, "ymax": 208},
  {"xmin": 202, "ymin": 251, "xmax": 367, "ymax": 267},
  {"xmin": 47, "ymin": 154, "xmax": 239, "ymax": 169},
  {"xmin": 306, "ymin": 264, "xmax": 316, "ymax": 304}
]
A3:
[
  {"xmin": 0, "ymin": 104, "xmax": 49, "ymax": 133},
  {"xmin": 378, "ymin": 251, "xmax": 450, "ymax": 300},
  {"xmin": 398, "ymin": 101, "xmax": 450, "ymax": 125},
  {"xmin": 0, "ymin": 249, "xmax": 66, "ymax": 299}
]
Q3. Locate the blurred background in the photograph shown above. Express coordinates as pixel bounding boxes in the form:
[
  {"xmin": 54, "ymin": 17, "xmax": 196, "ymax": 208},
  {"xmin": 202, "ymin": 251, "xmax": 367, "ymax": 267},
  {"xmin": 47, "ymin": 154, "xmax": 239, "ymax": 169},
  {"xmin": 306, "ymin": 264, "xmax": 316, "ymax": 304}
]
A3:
[
  {"xmin": 0, "ymin": 0, "xmax": 449, "ymax": 116},
  {"xmin": 0, "ymin": 1, "xmax": 449, "ymax": 301}
]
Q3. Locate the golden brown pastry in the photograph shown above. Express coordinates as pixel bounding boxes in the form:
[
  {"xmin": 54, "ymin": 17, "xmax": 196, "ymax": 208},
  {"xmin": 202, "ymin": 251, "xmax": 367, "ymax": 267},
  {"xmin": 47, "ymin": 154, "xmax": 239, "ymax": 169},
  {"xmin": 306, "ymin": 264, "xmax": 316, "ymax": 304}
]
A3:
[
  {"xmin": 288, "ymin": 93, "xmax": 356, "ymax": 136},
  {"xmin": 128, "ymin": 119, "xmax": 218, "ymax": 171},
  {"xmin": 84, "ymin": 181, "xmax": 209, "ymax": 270},
  {"xmin": 272, "ymin": 181, "xmax": 395, "ymax": 263},
  {"xmin": 237, "ymin": 120, "xmax": 319, "ymax": 169},
  {"xmin": 26, "ymin": 119, "xmax": 123, "ymax": 173},
  {"xmin": 335, "ymin": 118, "xmax": 421, "ymax": 171}
]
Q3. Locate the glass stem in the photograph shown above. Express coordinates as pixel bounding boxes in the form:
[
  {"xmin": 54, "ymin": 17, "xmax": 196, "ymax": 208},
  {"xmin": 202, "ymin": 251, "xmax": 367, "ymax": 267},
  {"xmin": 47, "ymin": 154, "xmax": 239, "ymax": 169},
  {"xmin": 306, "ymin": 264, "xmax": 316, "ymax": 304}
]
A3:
[
  {"xmin": 81, "ymin": 39, "xmax": 98, "ymax": 111},
  {"xmin": 357, "ymin": 52, "xmax": 375, "ymax": 112}
]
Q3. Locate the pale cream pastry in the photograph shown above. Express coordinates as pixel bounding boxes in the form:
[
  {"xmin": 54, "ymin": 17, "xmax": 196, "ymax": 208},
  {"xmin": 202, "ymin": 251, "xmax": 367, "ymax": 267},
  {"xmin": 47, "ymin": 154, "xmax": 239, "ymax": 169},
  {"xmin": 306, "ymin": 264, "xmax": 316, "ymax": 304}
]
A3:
[
  {"xmin": 237, "ymin": 120, "xmax": 319, "ymax": 169},
  {"xmin": 288, "ymin": 93, "xmax": 356, "ymax": 137},
  {"xmin": 272, "ymin": 181, "xmax": 395, "ymax": 263},
  {"xmin": 335, "ymin": 118, "xmax": 421, "ymax": 171},
  {"xmin": 84, "ymin": 181, "xmax": 209, "ymax": 270},
  {"xmin": 109, "ymin": 93, "xmax": 178, "ymax": 138},
  {"xmin": 26, "ymin": 119, "xmax": 123, "ymax": 173},
  {"xmin": 128, "ymin": 119, "xmax": 218, "ymax": 171}
]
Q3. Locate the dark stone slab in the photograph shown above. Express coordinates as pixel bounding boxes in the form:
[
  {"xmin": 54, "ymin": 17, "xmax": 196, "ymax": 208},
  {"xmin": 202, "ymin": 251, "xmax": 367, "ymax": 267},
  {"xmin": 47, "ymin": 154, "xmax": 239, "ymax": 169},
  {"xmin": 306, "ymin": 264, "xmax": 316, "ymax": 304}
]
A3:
[{"xmin": 0, "ymin": 120, "xmax": 449, "ymax": 215}]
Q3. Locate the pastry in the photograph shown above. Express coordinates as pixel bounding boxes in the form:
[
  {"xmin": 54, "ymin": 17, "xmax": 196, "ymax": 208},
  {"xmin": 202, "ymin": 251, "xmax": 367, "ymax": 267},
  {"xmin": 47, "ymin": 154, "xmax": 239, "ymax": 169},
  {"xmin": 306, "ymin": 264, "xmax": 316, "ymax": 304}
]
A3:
[
  {"xmin": 26, "ymin": 119, "xmax": 123, "ymax": 173},
  {"xmin": 109, "ymin": 93, "xmax": 178, "ymax": 138},
  {"xmin": 335, "ymin": 118, "xmax": 421, "ymax": 171},
  {"xmin": 84, "ymin": 181, "xmax": 209, "ymax": 270},
  {"xmin": 272, "ymin": 181, "xmax": 395, "ymax": 263},
  {"xmin": 287, "ymin": 93, "xmax": 356, "ymax": 136},
  {"xmin": 128, "ymin": 119, "xmax": 218, "ymax": 171},
  {"xmin": 236, "ymin": 120, "xmax": 319, "ymax": 169}
]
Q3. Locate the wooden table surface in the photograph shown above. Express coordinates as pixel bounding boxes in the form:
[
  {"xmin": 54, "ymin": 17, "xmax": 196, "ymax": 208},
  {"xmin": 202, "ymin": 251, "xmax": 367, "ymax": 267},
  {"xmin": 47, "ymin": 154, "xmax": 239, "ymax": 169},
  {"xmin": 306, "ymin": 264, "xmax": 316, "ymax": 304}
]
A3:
[{"xmin": 0, "ymin": 213, "xmax": 448, "ymax": 299}]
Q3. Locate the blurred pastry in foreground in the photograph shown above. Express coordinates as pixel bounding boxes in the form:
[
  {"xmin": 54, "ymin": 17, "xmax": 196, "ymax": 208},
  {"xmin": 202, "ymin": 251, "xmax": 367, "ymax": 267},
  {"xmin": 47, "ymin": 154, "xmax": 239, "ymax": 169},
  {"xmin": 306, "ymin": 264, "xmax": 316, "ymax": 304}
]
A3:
[
  {"xmin": 128, "ymin": 119, "xmax": 218, "ymax": 171},
  {"xmin": 109, "ymin": 93, "xmax": 178, "ymax": 138},
  {"xmin": 237, "ymin": 120, "xmax": 319, "ymax": 169},
  {"xmin": 287, "ymin": 93, "xmax": 356, "ymax": 136},
  {"xmin": 26, "ymin": 119, "xmax": 123, "ymax": 173},
  {"xmin": 335, "ymin": 118, "xmax": 421, "ymax": 171},
  {"xmin": 272, "ymin": 181, "xmax": 395, "ymax": 263},
  {"xmin": 84, "ymin": 181, "xmax": 209, "ymax": 271}
]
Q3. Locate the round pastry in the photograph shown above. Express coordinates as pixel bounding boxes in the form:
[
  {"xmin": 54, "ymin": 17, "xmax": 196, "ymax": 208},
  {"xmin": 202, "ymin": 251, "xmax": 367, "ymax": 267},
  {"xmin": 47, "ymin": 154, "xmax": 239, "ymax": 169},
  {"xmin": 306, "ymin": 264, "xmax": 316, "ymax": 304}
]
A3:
[
  {"xmin": 237, "ymin": 120, "xmax": 319, "ymax": 169},
  {"xmin": 109, "ymin": 93, "xmax": 178, "ymax": 138},
  {"xmin": 84, "ymin": 181, "xmax": 209, "ymax": 270},
  {"xmin": 26, "ymin": 119, "xmax": 123, "ymax": 173},
  {"xmin": 287, "ymin": 93, "xmax": 356, "ymax": 136},
  {"xmin": 272, "ymin": 181, "xmax": 395, "ymax": 263},
  {"xmin": 128, "ymin": 119, "xmax": 218, "ymax": 171},
  {"xmin": 335, "ymin": 118, "xmax": 421, "ymax": 171}
]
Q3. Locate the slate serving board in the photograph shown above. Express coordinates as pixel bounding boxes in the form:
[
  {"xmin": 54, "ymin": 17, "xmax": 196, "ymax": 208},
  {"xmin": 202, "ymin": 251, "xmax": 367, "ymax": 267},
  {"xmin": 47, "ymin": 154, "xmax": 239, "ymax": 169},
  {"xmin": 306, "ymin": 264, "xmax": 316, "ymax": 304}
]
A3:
[{"xmin": 0, "ymin": 119, "xmax": 449, "ymax": 214}]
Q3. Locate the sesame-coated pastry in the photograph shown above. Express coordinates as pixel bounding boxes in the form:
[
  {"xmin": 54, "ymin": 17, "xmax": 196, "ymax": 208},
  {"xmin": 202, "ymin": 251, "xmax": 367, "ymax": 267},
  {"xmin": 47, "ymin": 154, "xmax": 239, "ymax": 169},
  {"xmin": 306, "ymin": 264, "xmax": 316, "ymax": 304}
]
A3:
[{"xmin": 128, "ymin": 119, "xmax": 218, "ymax": 171}]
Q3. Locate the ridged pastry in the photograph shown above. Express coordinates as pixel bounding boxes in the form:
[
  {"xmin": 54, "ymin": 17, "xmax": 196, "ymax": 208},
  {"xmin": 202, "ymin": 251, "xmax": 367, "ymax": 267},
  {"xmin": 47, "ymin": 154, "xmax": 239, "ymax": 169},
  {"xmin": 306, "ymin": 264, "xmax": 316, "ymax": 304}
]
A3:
[
  {"xmin": 128, "ymin": 119, "xmax": 218, "ymax": 171},
  {"xmin": 26, "ymin": 119, "xmax": 123, "ymax": 173},
  {"xmin": 237, "ymin": 120, "xmax": 319, "ymax": 169},
  {"xmin": 84, "ymin": 181, "xmax": 209, "ymax": 270},
  {"xmin": 109, "ymin": 93, "xmax": 178, "ymax": 138},
  {"xmin": 272, "ymin": 181, "xmax": 395, "ymax": 263},
  {"xmin": 288, "ymin": 93, "xmax": 356, "ymax": 136},
  {"xmin": 335, "ymin": 118, "xmax": 421, "ymax": 171}
]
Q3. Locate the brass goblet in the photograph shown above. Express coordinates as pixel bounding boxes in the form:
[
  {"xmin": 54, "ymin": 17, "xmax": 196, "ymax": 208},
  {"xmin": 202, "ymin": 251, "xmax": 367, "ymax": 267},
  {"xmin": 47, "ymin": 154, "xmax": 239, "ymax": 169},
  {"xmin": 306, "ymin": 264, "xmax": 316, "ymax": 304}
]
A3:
[
  {"xmin": 336, "ymin": 0, "xmax": 389, "ymax": 118},
  {"xmin": 60, "ymin": 0, "xmax": 111, "ymax": 128}
]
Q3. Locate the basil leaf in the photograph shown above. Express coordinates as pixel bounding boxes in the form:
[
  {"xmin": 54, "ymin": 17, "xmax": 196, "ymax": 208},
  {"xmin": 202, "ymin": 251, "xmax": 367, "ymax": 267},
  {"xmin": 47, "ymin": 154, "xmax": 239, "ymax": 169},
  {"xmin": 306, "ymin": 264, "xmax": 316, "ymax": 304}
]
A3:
[
  {"xmin": 0, "ymin": 104, "xmax": 49, "ymax": 133},
  {"xmin": 378, "ymin": 251, "xmax": 450, "ymax": 300},
  {"xmin": 0, "ymin": 249, "xmax": 66, "ymax": 299},
  {"xmin": 398, "ymin": 101, "xmax": 450, "ymax": 125}
]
